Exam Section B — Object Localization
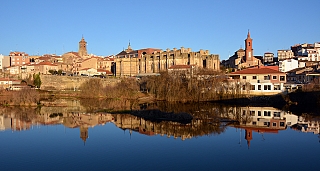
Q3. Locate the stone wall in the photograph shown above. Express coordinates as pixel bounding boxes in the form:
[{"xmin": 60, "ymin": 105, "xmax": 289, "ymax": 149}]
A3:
[{"xmin": 40, "ymin": 75, "xmax": 120, "ymax": 91}]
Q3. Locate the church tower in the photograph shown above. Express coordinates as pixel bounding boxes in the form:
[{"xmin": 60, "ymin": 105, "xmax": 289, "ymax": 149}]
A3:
[
  {"xmin": 245, "ymin": 30, "xmax": 253, "ymax": 61},
  {"xmin": 78, "ymin": 36, "xmax": 88, "ymax": 57}
]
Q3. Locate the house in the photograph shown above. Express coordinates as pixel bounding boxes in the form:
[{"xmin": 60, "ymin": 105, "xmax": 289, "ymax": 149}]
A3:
[
  {"xmin": 78, "ymin": 68, "xmax": 97, "ymax": 76},
  {"xmin": 33, "ymin": 61, "xmax": 59, "ymax": 74},
  {"xmin": 0, "ymin": 78, "xmax": 21, "ymax": 89},
  {"xmin": 279, "ymin": 58, "xmax": 299, "ymax": 72},
  {"xmin": 286, "ymin": 67, "xmax": 320, "ymax": 84},
  {"xmin": 97, "ymin": 69, "xmax": 113, "ymax": 76},
  {"xmin": 228, "ymin": 66, "xmax": 286, "ymax": 95},
  {"xmin": 277, "ymin": 50, "xmax": 294, "ymax": 61}
]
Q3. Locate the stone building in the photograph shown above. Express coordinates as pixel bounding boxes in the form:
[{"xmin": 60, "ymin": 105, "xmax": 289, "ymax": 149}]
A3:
[{"xmin": 115, "ymin": 43, "xmax": 220, "ymax": 77}]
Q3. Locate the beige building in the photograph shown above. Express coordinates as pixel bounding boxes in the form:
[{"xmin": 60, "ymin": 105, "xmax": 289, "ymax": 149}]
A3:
[
  {"xmin": 115, "ymin": 44, "xmax": 220, "ymax": 77},
  {"xmin": 277, "ymin": 50, "xmax": 294, "ymax": 61},
  {"xmin": 263, "ymin": 52, "xmax": 274, "ymax": 64},
  {"xmin": 228, "ymin": 66, "xmax": 287, "ymax": 95},
  {"xmin": 33, "ymin": 61, "xmax": 59, "ymax": 75}
]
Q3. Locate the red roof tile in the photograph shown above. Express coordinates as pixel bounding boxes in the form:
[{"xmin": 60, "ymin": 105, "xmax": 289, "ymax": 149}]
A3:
[{"xmin": 229, "ymin": 67, "xmax": 283, "ymax": 75}]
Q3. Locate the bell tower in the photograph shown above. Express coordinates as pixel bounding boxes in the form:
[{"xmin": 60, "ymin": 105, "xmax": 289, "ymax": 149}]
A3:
[
  {"xmin": 78, "ymin": 36, "xmax": 88, "ymax": 57},
  {"xmin": 245, "ymin": 30, "xmax": 253, "ymax": 61}
]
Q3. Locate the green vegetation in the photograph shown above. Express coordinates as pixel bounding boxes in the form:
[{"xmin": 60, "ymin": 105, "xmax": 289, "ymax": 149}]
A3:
[{"xmin": 33, "ymin": 73, "xmax": 42, "ymax": 88}]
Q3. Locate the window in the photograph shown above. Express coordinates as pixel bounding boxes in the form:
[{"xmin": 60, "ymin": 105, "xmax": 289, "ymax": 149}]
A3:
[
  {"xmin": 242, "ymin": 76, "xmax": 246, "ymax": 79},
  {"xmin": 272, "ymin": 122, "xmax": 277, "ymax": 127},
  {"xmin": 280, "ymin": 122, "xmax": 285, "ymax": 127},
  {"xmin": 258, "ymin": 85, "xmax": 261, "ymax": 90},
  {"xmin": 250, "ymin": 111, "xmax": 255, "ymax": 116},
  {"xmin": 253, "ymin": 121, "xmax": 257, "ymax": 125},
  {"xmin": 264, "ymin": 122, "xmax": 268, "ymax": 126},
  {"xmin": 250, "ymin": 85, "xmax": 255, "ymax": 90},
  {"xmin": 273, "ymin": 76, "xmax": 277, "ymax": 79},
  {"xmin": 264, "ymin": 111, "xmax": 271, "ymax": 116},
  {"xmin": 264, "ymin": 85, "xmax": 271, "ymax": 90},
  {"xmin": 252, "ymin": 76, "xmax": 257, "ymax": 79},
  {"xmin": 264, "ymin": 75, "xmax": 270, "ymax": 80},
  {"xmin": 280, "ymin": 76, "xmax": 285, "ymax": 81},
  {"xmin": 274, "ymin": 112, "xmax": 281, "ymax": 117},
  {"xmin": 274, "ymin": 85, "xmax": 280, "ymax": 90},
  {"xmin": 258, "ymin": 111, "xmax": 261, "ymax": 116}
]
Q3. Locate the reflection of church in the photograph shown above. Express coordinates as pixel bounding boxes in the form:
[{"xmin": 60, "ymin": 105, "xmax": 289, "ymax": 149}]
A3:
[
  {"xmin": 80, "ymin": 125, "xmax": 89, "ymax": 144},
  {"xmin": 230, "ymin": 106, "xmax": 302, "ymax": 148}
]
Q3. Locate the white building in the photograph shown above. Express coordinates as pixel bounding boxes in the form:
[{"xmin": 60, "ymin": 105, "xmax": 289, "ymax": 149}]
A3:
[{"xmin": 279, "ymin": 58, "xmax": 299, "ymax": 72}]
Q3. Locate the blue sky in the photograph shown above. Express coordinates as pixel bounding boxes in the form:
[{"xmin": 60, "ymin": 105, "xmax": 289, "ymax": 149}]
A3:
[{"xmin": 0, "ymin": 0, "xmax": 319, "ymax": 60}]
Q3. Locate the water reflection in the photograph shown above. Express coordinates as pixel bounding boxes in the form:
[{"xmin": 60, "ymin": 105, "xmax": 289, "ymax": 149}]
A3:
[{"xmin": 0, "ymin": 101, "xmax": 319, "ymax": 144}]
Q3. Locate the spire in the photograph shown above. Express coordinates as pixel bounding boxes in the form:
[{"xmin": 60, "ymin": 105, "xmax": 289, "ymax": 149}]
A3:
[
  {"xmin": 125, "ymin": 40, "xmax": 133, "ymax": 53},
  {"xmin": 247, "ymin": 29, "xmax": 251, "ymax": 38},
  {"xmin": 128, "ymin": 40, "xmax": 131, "ymax": 50}
]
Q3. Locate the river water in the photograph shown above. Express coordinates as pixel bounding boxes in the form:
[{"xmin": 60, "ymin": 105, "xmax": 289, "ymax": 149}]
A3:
[{"xmin": 0, "ymin": 99, "xmax": 319, "ymax": 171}]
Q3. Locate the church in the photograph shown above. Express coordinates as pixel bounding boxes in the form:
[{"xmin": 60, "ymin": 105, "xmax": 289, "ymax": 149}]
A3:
[
  {"xmin": 61, "ymin": 36, "xmax": 90, "ymax": 65},
  {"xmin": 222, "ymin": 30, "xmax": 263, "ymax": 70}
]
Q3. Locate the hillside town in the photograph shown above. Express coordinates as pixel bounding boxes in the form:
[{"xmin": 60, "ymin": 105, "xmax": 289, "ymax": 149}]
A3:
[{"xmin": 0, "ymin": 31, "xmax": 319, "ymax": 95}]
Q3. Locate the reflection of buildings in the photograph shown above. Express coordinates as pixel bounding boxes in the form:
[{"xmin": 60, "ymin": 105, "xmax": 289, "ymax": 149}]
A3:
[
  {"xmin": 291, "ymin": 117, "xmax": 319, "ymax": 134},
  {"xmin": 112, "ymin": 113, "xmax": 225, "ymax": 140},
  {"xmin": 0, "ymin": 114, "xmax": 32, "ymax": 131},
  {"xmin": 1, "ymin": 105, "xmax": 319, "ymax": 144},
  {"xmin": 226, "ymin": 106, "xmax": 320, "ymax": 148},
  {"xmin": 63, "ymin": 113, "xmax": 114, "ymax": 143}
]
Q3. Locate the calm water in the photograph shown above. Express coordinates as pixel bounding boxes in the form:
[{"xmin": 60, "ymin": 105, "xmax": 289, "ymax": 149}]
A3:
[{"xmin": 0, "ymin": 101, "xmax": 319, "ymax": 171}]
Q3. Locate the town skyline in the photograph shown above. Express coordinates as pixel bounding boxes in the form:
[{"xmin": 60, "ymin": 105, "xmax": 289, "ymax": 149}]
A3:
[{"xmin": 1, "ymin": 0, "xmax": 320, "ymax": 60}]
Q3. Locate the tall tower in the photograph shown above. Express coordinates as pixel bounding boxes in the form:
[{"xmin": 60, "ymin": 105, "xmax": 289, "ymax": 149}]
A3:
[
  {"xmin": 78, "ymin": 36, "xmax": 88, "ymax": 57},
  {"xmin": 245, "ymin": 30, "xmax": 253, "ymax": 61}
]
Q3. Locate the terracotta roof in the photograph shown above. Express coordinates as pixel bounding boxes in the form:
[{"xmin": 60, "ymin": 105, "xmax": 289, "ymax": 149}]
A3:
[
  {"xmin": 229, "ymin": 67, "xmax": 283, "ymax": 75},
  {"xmin": 98, "ymin": 57, "xmax": 114, "ymax": 61},
  {"xmin": 0, "ymin": 78, "xmax": 19, "ymax": 81},
  {"xmin": 38, "ymin": 56, "xmax": 51, "ymax": 61},
  {"xmin": 79, "ymin": 68, "xmax": 92, "ymax": 71},
  {"xmin": 82, "ymin": 58, "xmax": 97, "ymax": 62},
  {"xmin": 37, "ymin": 61, "xmax": 58, "ymax": 66},
  {"xmin": 97, "ymin": 69, "xmax": 113, "ymax": 74}
]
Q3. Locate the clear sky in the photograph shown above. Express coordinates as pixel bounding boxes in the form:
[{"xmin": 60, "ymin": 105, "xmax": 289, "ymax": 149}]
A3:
[{"xmin": 0, "ymin": 0, "xmax": 319, "ymax": 60}]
